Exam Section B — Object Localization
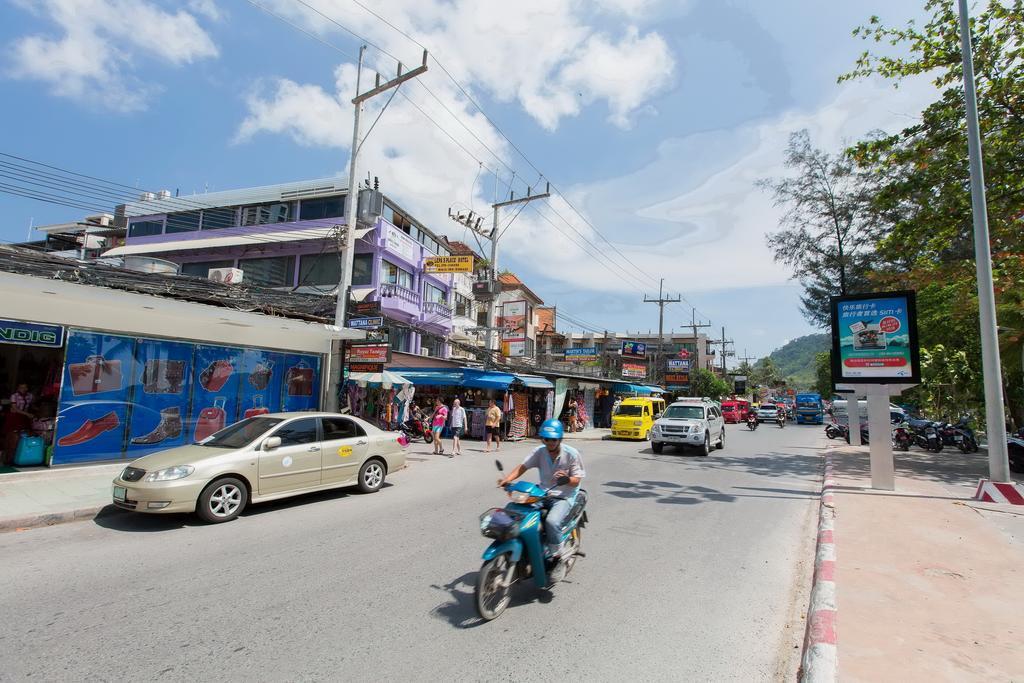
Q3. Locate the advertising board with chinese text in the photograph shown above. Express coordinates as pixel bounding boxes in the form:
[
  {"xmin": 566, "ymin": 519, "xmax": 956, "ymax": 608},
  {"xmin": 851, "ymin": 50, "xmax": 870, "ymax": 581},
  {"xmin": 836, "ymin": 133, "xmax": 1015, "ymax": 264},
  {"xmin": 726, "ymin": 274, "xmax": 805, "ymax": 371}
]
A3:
[
  {"xmin": 621, "ymin": 341, "xmax": 647, "ymax": 359},
  {"xmin": 830, "ymin": 290, "xmax": 920, "ymax": 384}
]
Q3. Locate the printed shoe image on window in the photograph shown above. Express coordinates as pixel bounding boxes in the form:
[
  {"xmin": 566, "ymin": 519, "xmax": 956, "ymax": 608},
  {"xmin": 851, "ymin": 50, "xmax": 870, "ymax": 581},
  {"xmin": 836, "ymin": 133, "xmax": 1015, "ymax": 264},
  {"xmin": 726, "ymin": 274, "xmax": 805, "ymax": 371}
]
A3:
[
  {"xmin": 199, "ymin": 360, "xmax": 234, "ymax": 392},
  {"xmin": 130, "ymin": 407, "xmax": 183, "ymax": 445},
  {"xmin": 57, "ymin": 411, "xmax": 121, "ymax": 447}
]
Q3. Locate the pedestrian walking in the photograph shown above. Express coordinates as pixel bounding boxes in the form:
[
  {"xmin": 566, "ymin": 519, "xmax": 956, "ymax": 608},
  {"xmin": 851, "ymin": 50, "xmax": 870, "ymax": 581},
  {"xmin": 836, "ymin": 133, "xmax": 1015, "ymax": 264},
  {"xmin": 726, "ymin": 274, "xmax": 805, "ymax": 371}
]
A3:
[
  {"xmin": 430, "ymin": 398, "xmax": 448, "ymax": 456},
  {"xmin": 484, "ymin": 399, "xmax": 502, "ymax": 452},
  {"xmin": 450, "ymin": 398, "xmax": 467, "ymax": 455}
]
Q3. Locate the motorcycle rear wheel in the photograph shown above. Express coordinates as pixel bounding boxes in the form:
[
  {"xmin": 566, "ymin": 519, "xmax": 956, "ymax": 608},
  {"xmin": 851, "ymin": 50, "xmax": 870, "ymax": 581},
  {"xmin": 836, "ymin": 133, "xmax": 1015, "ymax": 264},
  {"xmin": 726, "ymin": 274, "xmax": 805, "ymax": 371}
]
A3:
[
  {"xmin": 564, "ymin": 527, "xmax": 582, "ymax": 577},
  {"xmin": 475, "ymin": 554, "xmax": 513, "ymax": 621}
]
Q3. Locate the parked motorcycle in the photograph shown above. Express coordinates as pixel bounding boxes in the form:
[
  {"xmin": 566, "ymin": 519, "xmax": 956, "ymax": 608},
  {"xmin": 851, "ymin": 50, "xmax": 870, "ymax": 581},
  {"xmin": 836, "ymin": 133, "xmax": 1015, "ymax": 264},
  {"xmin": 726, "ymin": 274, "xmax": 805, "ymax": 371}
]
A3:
[
  {"xmin": 476, "ymin": 460, "xmax": 588, "ymax": 621},
  {"xmin": 400, "ymin": 418, "xmax": 433, "ymax": 443},
  {"xmin": 908, "ymin": 419, "xmax": 943, "ymax": 452},
  {"xmin": 948, "ymin": 416, "xmax": 979, "ymax": 453},
  {"xmin": 892, "ymin": 421, "xmax": 913, "ymax": 451},
  {"xmin": 825, "ymin": 422, "xmax": 846, "ymax": 440}
]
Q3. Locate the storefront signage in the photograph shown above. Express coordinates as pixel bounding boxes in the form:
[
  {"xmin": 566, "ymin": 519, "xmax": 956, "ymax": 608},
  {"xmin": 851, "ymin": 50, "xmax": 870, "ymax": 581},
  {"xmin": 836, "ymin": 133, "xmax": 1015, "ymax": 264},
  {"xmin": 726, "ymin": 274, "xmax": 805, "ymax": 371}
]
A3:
[
  {"xmin": 664, "ymin": 372, "xmax": 689, "ymax": 384},
  {"xmin": 385, "ymin": 225, "xmax": 417, "ymax": 264},
  {"xmin": 622, "ymin": 362, "xmax": 647, "ymax": 379},
  {"xmin": 830, "ymin": 290, "xmax": 920, "ymax": 384},
  {"xmin": 499, "ymin": 300, "xmax": 528, "ymax": 340},
  {"xmin": 424, "ymin": 255, "xmax": 474, "ymax": 273},
  {"xmin": 667, "ymin": 358, "xmax": 689, "ymax": 370},
  {"xmin": 347, "ymin": 342, "xmax": 391, "ymax": 365},
  {"xmin": 564, "ymin": 347, "xmax": 598, "ymax": 361},
  {"xmin": 0, "ymin": 319, "xmax": 64, "ymax": 348},
  {"xmin": 621, "ymin": 341, "xmax": 647, "ymax": 359},
  {"xmin": 501, "ymin": 340, "xmax": 527, "ymax": 358},
  {"xmin": 347, "ymin": 317, "xmax": 384, "ymax": 330},
  {"xmin": 349, "ymin": 362, "xmax": 384, "ymax": 373},
  {"xmin": 351, "ymin": 301, "xmax": 381, "ymax": 316}
]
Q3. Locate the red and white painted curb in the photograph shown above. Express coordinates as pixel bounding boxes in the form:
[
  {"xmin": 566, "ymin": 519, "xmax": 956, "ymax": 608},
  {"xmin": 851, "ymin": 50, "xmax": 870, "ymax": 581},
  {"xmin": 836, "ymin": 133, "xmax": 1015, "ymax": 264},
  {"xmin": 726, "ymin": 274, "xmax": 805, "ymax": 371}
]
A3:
[
  {"xmin": 800, "ymin": 451, "xmax": 837, "ymax": 682},
  {"xmin": 974, "ymin": 479, "xmax": 1024, "ymax": 505}
]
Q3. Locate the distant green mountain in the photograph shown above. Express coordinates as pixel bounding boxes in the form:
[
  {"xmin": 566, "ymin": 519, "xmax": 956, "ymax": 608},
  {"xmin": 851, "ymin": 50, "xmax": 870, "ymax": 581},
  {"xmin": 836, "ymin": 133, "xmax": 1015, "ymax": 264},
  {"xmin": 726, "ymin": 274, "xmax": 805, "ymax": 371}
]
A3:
[{"xmin": 767, "ymin": 333, "xmax": 830, "ymax": 390}]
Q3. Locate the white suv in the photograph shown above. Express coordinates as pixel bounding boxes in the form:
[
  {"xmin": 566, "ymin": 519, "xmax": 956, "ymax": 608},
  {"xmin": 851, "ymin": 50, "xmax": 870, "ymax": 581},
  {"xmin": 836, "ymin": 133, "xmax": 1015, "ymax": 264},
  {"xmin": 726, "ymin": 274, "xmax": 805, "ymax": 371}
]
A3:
[{"xmin": 650, "ymin": 398, "xmax": 725, "ymax": 456}]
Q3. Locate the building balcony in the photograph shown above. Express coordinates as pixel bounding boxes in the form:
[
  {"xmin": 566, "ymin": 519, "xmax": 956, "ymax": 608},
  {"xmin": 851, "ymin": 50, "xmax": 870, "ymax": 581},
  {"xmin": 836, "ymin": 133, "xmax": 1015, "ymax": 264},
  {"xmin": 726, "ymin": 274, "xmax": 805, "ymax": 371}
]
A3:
[
  {"xmin": 380, "ymin": 283, "xmax": 420, "ymax": 306},
  {"xmin": 422, "ymin": 301, "xmax": 452, "ymax": 319}
]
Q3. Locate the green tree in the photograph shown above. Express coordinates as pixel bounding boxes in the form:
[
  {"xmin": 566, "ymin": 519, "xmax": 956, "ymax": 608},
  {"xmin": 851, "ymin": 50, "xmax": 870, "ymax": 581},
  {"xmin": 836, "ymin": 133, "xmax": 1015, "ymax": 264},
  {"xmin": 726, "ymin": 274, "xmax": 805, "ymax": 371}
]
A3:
[
  {"xmin": 814, "ymin": 351, "xmax": 833, "ymax": 398},
  {"xmin": 758, "ymin": 131, "xmax": 877, "ymax": 326},
  {"xmin": 750, "ymin": 358, "xmax": 784, "ymax": 389},
  {"xmin": 690, "ymin": 369, "xmax": 731, "ymax": 401}
]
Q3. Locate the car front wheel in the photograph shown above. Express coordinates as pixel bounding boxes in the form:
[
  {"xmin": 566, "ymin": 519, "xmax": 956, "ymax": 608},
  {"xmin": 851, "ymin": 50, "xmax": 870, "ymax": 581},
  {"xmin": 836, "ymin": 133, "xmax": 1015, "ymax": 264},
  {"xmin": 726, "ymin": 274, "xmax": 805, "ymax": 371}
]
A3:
[
  {"xmin": 716, "ymin": 428, "xmax": 725, "ymax": 449},
  {"xmin": 700, "ymin": 432, "xmax": 710, "ymax": 457},
  {"xmin": 358, "ymin": 458, "xmax": 386, "ymax": 493},
  {"xmin": 652, "ymin": 442, "xmax": 663, "ymax": 454},
  {"xmin": 197, "ymin": 477, "xmax": 248, "ymax": 524}
]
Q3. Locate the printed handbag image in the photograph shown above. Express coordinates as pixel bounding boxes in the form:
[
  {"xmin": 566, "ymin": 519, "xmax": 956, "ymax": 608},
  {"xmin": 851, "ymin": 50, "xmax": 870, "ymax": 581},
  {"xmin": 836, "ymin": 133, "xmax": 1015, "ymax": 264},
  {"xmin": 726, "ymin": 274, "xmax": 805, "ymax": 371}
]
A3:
[
  {"xmin": 244, "ymin": 395, "xmax": 270, "ymax": 419},
  {"xmin": 248, "ymin": 361, "xmax": 274, "ymax": 390},
  {"xmin": 199, "ymin": 360, "xmax": 234, "ymax": 393},
  {"xmin": 141, "ymin": 359, "xmax": 186, "ymax": 395},
  {"xmin": 286, "ymin": 362, "xmax": 314, "ymax": 397},
  {"xmin": 193, "ymin": 397, "xmax": 228, "ymax": 442},
  {"xmin": 68, "ymin": 355, "xmax": 123, "ymax": 396}
]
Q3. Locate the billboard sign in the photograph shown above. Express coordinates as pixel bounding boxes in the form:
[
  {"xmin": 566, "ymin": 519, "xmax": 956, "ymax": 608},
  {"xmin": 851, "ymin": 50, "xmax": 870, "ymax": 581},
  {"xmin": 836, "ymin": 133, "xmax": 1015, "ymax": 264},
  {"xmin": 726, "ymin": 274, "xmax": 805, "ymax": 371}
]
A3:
[
  {"xmin": 499, "ymin": 300, "xmax": 527, "ymax": 341},
  {"xmin": 564, "ymin": 347, "xmax": 598, "ymax": 361},
  {"xmin": 501, "ymin": 340, "xmax": 527, "ymax": 358},
  {"xmin": 622, "ymin": 362, "xmax": 647, "ymax": 379},
  {"xmin": 347, "ymin": 342, "xmax": 391, "ymax": 365},
  {"xmin": 830, "ymin": 290, "xmax": 920, "ymax": 384},
  {"xmin": 424, "ymin": 255, "xmax": 474, "ymax": 273},
  {"xmin": 667, "ymin": 358, "xmax": 690, "ymax": 370},
  {"xmin": 621, "ymin": 341, "xmax": 647, "ymax": 359},
  {"xmin": 0, "ymin": 319, "xmax": 64, "ymax": 348},
  {"xmin": 664, "ymin": 372, "xmax": 689, "ymax": 384},
  {"xmin": 347, "ymin": 317, "xmax": 384, "ymax": 330}
]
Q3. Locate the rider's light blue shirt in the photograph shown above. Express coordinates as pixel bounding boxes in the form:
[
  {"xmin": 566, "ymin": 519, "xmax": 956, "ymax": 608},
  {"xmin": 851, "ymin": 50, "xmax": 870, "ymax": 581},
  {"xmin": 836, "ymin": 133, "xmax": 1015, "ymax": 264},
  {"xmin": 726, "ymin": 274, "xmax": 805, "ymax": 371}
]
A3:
[{"xmin": 522, "ymin": 444, "xmax": 585, "ymax": 499}]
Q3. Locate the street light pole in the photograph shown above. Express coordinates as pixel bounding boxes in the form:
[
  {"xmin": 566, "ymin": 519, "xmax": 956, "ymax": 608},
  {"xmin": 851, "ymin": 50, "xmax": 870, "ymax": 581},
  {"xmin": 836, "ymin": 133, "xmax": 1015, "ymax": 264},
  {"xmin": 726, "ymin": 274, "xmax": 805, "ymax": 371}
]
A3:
[{"xmin": 957, "ymin": 0, "xmax": 1010, "ymax": 481}]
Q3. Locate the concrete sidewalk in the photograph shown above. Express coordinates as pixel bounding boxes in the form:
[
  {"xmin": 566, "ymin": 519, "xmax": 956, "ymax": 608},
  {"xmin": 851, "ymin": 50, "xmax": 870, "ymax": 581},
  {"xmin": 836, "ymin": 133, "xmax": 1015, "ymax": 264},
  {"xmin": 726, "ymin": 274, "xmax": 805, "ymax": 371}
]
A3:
[
  {"xmin": 830, "ymin": 446, "xmax": 1024, "ymax": 681},
  {"xmin": 562, "ymin": 427, "xmax": 610, "ymax": 441},
  {"xmin": 0, "ymin": 463, "xmax": 122, "ymax": 532}
]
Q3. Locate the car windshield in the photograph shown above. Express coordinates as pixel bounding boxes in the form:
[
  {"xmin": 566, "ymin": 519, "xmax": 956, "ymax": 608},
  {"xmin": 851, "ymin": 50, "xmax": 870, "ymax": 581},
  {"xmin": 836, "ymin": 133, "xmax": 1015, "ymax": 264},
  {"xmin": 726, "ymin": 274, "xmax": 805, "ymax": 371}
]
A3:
[
  {"xmin": 199, "ymin": 417, "xmax": 284, "ymax": 448},
  {"xmin": 663, "ymin": 405, "xmax": 705, "ymax": 419},
  {"xmin": 760, "ymin": 404, "xmax": 777, "ymax": 411},
  {"xmin": 797, "ymin": 401, "xmax": 819, "ymax": 408},
  {"xmin": 617, "ymin": 405, "xmax": 644, "ymax": 416}
]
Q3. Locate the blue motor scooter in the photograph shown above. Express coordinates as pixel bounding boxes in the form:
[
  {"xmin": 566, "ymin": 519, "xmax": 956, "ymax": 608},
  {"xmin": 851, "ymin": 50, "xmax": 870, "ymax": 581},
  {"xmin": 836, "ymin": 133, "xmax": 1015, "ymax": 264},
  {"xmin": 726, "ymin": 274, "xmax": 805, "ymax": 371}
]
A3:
[{"xmin": 475, "ymin": 460, "xmax": 588, "ymax": 621}]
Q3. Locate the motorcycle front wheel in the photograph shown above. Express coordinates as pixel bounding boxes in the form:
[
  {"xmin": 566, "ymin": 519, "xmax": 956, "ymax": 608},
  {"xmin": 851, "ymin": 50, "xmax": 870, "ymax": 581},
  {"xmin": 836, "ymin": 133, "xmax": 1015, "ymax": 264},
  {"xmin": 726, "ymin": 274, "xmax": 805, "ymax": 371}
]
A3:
[{"xmin": 475, "ymin": 554, "xmax": 513, "ymax": 621}]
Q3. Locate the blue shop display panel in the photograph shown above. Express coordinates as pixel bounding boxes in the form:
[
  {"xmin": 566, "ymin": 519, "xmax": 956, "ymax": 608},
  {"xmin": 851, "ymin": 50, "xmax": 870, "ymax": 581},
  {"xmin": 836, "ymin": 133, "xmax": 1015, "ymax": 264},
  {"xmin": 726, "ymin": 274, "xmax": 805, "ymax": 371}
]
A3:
[{"xmin": 51, "ymin": 330, "xmax": 323, "ymax": 465}]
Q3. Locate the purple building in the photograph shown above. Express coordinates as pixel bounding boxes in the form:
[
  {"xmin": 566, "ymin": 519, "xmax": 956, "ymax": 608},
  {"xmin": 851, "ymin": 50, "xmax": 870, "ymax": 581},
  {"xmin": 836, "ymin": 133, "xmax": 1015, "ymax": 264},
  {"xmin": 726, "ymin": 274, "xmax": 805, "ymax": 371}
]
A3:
[{"xmin": 104, "ymin": 178, "xmax": 456, "ymax": 358}]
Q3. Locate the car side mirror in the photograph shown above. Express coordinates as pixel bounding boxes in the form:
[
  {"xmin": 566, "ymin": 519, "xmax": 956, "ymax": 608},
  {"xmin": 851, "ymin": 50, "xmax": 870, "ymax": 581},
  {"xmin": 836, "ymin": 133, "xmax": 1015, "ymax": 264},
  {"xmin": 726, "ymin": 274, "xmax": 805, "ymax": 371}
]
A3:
[{"xmin": 262, "ymin": 436, "xmax": 282, "ymax": 451}]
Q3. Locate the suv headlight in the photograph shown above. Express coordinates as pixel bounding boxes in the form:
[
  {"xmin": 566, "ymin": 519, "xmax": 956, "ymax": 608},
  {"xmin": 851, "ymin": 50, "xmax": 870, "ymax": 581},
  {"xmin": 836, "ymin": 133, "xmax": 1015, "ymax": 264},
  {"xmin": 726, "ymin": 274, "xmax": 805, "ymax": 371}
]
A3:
[{"xmin": 145, "ymin": 465, "xmax": 194, "ymax": 482}]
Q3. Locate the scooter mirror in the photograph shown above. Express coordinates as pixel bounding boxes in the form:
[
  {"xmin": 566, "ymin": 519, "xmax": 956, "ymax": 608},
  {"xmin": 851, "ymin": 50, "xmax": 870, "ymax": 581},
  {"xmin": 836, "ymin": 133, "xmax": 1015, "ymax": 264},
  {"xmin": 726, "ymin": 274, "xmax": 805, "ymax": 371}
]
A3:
[{"xmin": 495, "ymin": 459, "xmax": 504, "ymax": 472}]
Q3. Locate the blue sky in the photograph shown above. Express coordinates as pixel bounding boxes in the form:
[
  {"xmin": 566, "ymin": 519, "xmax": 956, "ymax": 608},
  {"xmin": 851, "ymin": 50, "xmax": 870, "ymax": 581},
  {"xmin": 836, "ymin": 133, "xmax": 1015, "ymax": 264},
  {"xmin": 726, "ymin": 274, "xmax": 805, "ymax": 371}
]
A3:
[{"xmin": 0, "ymin": 0, "xmax": 937, "ymax": 359}]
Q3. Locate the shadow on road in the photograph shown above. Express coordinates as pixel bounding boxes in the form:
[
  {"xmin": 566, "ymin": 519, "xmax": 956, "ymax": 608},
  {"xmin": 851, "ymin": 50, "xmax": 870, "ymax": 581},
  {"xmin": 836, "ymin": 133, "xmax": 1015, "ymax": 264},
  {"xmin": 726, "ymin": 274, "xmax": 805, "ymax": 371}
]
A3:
[
  {"xmin": 429, "ymin": 571, "xmax": 553, "ymax": 629},
  {"xmin": 831, "ymin": 448, "xmax": 991, "ymax": 488},
  {"xmin": 603, "ymin": 480, "xmax": 736, "ymax": 504},
  {"xmin": 625, "ymin": 450, "xmax": 824, "ymax": 482}
]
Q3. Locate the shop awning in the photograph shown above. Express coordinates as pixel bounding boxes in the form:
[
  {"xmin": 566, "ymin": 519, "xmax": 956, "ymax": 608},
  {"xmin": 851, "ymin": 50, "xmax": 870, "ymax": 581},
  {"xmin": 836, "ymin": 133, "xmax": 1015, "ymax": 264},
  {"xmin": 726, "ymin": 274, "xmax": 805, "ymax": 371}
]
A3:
[
  {"xmin": 514, "ymin": 374, "xmax": 554, "ymax": 389},
  {"xmin": 389, "ymin": 367, "xmax": 519, "ymax": 391},
  {"xmin": 347, "ymin": 370, "xmax": 413, "ymax": 388},
  {"xmin": 645, "ymin": 385, "xmax": 668, "ymax": 395}
]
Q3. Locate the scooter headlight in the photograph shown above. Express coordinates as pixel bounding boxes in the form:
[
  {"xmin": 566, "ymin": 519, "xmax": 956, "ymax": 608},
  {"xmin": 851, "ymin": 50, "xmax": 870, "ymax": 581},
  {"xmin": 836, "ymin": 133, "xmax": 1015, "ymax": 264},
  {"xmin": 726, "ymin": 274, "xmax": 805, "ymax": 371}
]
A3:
[{"xmin": 509, "ymin": 490, "xmax": 539, "ymax": 504}]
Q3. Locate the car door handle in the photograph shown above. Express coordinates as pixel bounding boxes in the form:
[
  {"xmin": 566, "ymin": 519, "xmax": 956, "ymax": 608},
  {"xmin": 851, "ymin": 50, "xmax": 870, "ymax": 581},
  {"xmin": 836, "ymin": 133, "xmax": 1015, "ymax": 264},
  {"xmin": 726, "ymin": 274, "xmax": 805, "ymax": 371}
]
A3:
[
  {"xmin": 307, "ymin": 446, "xmax": 321, "ymax": 452},
  {"xmin": 356, "ymin": 440, "xmax": 368, "ymax": 446}
]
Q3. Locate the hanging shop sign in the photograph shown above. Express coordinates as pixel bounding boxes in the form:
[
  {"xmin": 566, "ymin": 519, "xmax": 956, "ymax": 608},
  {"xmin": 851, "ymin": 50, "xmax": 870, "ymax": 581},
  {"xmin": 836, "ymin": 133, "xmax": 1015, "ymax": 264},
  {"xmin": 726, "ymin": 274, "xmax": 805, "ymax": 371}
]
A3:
[
  {"xmin": 830, "ymin": 290, "xmax": 920, "ymax": 385},
  {"xmin": 424, "ymin": 255, "xmax": 474, "ymax": 274},
  {"xmin": 664, "ymin": 373, "xmax": 689, "ymax": 384},
  {"xmin": 678, "ymin": 349, "xmax": 690, "ymax": 359},
  {"xmin": 349, "ymin": 362, "xmax": 385, "ymax": 373},
  {"xmin": 667, "ymin": 358, "xmax": 690, "ymax": 370},
  {"xmin": 352, "ymin": 301, "xmax": 381, "ymax": 316},
  {"xmin": 347, "ymin": 342, "xmax": 391, "ymax": 365},
  {"xmin": 502, "ymin": 340, "xmax": 528, "ymax": 358},
  {"xmin": 0, "ymin": 319, "xmax": 64, "ymax": 348},
  {"xmin": 622, "ymin": 362, "xmax": 647, "ymax": 379},
  {"xmin": 347, "ymin": 316, "xmax": 384, "ymax": 330},
  {"xmin": 621, "ymin": 341, "xmax": 647, "ymax": 359},
  {"xmin": 564, "ymin": 347, "xmax": 598, "ymax": 361}
]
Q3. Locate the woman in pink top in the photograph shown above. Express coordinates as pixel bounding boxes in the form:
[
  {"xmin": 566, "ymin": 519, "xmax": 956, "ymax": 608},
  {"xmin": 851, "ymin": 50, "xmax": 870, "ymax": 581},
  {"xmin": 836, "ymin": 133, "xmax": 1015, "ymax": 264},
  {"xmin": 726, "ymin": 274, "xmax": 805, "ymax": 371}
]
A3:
[{"xmin": 431, "ymin": 398, "xmax": 448, "ymax": 456}]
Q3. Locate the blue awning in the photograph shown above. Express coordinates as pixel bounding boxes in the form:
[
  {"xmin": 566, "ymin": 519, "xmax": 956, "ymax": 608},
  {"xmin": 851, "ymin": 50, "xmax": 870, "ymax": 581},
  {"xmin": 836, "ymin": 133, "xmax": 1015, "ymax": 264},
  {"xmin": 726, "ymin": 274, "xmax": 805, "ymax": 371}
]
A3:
[
  {"xmin": 645, "ymin": 385, "xmax": 668, "ymax": 395},
  {"xmin": 613, "ymin": 383, "xmax": 652, "ymax": 395},
  {"xmin": 514, "ymin": 374, "xmax": 554, "ymax": 390},
  {"xmin": 388, "ymin": 367, "xmax": 518, "ymax": 391}
]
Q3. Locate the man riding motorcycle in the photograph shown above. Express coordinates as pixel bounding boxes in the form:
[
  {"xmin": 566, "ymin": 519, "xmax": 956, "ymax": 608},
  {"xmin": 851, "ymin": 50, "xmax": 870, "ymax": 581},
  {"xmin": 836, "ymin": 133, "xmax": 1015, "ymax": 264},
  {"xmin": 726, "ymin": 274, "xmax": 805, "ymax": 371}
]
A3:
[{"xmin": 497, "ymin": 419, "xmax": 585, "ymax": 580}]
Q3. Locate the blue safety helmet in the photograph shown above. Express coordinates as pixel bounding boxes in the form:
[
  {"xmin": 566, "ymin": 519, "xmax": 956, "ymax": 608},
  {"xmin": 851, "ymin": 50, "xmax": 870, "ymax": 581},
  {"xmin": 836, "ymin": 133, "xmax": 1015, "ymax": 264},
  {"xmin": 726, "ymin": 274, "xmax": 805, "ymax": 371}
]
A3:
[{"xmin": 539, "ymin": 418, "xmax": 564, "ymax": 440}]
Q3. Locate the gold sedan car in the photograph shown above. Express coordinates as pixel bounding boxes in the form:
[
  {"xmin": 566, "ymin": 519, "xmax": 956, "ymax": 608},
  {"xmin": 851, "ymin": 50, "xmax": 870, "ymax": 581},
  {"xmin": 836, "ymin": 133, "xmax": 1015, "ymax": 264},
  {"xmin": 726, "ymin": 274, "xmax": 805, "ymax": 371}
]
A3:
[{"xmin": 111, "ymin": 413, "xmax": 406, "ymax": 523}]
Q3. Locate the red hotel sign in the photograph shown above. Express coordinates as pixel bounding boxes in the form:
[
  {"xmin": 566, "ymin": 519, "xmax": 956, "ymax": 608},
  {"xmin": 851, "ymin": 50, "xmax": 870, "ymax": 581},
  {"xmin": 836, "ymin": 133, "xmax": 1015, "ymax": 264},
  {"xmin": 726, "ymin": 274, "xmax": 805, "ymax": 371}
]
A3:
[{"xmin": 347, "ymin": 342, "xmax": 390, "ymax": 364}]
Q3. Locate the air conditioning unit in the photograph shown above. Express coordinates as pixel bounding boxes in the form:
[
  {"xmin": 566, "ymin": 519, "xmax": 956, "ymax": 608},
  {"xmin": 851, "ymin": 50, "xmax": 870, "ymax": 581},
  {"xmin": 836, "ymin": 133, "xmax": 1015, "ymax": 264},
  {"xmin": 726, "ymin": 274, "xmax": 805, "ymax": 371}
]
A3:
[
  {"xmin": 419, "ymin": 348, "xmax": 431, "ymax": 357},
  {"xmin": 139, "ymin": 192, "xmax": 156, "ymax": 202},
  {"xmin": 208, "ymin": 267, "xmax": 244, "ymax": 284},
  {"xmin": 157, "ymin": 190, "xmax": 172, "ymax": 200}
]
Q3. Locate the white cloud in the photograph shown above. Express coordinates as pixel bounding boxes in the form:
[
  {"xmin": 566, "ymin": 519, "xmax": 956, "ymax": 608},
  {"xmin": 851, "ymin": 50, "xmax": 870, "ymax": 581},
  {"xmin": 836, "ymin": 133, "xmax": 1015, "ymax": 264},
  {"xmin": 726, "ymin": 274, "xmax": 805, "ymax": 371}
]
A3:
[
  {"xmin": 188, "ymin": 0, "xmax": 223, "ymax": 22},
  {"xmin": 7, "ymin": 0, "xmax": 218, "ymax": 111}
]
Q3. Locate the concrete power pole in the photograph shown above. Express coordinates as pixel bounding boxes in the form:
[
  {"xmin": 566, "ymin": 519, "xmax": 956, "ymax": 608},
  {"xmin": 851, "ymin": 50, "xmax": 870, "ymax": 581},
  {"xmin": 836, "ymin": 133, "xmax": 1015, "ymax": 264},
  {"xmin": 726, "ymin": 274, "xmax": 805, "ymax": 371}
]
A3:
[
  {"xmin": 483, "ymin": 186, "xmax": 550, "ymax": 368},
  {"xmin": 708, "ymin": 327, "xmax": 734, "ymax": 377},
  {"xmin": 644, "ymin": 279, "xmax": 681, "ymax": 384},
  {"xmin": 685, "ymin": 307, "xmax": 711, "ymax": 371}
]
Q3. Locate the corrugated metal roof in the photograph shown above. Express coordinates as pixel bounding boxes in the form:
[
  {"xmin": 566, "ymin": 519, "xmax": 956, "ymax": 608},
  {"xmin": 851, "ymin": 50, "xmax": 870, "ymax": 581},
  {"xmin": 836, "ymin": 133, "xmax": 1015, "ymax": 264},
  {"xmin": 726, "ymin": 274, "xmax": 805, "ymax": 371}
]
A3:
[{"xmin": 123, "ymin": 177, "xmax": 349, "ymax": 217}]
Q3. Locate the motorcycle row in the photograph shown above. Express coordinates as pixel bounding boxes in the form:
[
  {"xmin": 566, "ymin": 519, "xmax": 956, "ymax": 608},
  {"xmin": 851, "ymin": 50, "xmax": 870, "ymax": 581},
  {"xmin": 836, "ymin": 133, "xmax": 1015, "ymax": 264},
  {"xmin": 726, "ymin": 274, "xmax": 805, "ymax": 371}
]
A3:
[
  {"xmin": 745, "ymin": 412, "xmax": 786, "ymax": 431},
  {"xmin": 825, "ymin": 415, "xmax": 979, "ymax": 453}
]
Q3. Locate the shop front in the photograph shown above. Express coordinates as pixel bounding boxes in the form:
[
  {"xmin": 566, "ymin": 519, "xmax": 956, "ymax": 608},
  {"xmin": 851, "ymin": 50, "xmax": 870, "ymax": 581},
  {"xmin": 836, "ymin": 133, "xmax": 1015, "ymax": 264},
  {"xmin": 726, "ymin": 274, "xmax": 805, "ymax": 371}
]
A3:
[{"xmin": 0, "ymin": 270, "xmax": 359, "ymax": 468}]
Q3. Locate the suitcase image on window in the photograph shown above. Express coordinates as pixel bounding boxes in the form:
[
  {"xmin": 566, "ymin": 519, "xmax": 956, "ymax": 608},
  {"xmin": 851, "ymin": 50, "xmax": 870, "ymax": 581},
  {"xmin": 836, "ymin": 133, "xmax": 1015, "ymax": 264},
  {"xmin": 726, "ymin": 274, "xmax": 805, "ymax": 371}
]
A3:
[
  {"xmin": 68, "ymin": 355, "xmax": 123, "ymax": 396},
  {"xmin": 193, "ymin": 397, "xmax": 227, "ymax": 442},
  {"xmin": 244, "ymin": 395, "xmax": 270, "ymax": 419},
  {"xmin": 286, "ymin": 362, "xmax": 314, "ymax": 397}
]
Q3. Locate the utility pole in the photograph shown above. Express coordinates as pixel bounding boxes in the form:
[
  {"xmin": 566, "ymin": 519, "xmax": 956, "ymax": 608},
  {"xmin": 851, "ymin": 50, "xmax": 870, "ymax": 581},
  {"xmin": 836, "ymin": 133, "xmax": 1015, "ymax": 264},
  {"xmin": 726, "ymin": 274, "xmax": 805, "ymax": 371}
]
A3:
[
  {"xmin": 483, "ymin": 185, "xmax": 550, "ymax": 368},
  {"xmin": 685, "ymin": 307, "xmax": 711, "ymax": 371},
  {"xmin": 334, "ymin": 47, "xmax": 428, "ymax": 327},
  {"xmin": 643, "ymin": 280, "xmax": 681, "ymax": 385},
  {"xmin": 957, "ymin": 0, "xmax": 1010, "ymax": 482},
  {"xmin": 708, "ymin": 327, "xmax": 734, "ymax": 377}
]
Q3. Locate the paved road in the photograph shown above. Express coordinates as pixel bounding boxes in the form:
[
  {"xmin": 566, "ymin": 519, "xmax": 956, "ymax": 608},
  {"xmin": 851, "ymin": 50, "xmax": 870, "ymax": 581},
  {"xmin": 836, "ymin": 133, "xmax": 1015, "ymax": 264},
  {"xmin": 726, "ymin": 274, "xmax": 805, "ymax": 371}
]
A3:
[{"xmin": 0, "ymin": 423, "xmax": 824, "ymax": 681}]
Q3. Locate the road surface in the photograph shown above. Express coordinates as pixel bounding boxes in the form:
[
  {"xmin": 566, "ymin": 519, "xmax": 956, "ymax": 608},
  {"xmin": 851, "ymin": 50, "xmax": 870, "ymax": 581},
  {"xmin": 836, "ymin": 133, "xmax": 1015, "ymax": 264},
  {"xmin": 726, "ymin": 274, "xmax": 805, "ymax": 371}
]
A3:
[{"xmin": 0, "ymin": 422, "xmax": 824, "ymax": 680}]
